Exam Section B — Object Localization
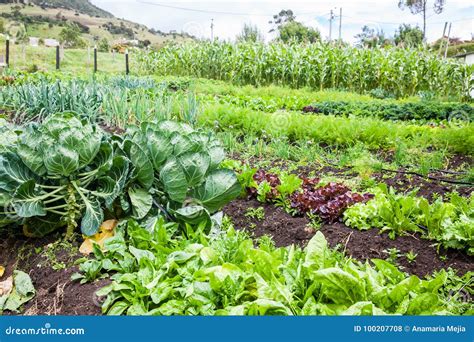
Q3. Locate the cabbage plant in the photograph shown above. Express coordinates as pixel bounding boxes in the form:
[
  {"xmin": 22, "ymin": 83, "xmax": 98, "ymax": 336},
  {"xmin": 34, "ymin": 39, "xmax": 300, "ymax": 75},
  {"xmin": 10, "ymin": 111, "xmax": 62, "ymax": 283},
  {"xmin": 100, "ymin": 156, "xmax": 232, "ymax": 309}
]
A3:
[{"xmin": 0, "ymin": 114, "xmax": 240, "ymax": 237}]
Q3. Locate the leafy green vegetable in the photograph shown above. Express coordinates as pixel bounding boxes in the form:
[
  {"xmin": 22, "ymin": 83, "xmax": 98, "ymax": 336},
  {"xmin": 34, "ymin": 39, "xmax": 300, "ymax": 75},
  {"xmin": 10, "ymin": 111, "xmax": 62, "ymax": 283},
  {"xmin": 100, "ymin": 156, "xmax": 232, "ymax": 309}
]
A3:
[
  {"xmin": 0, "ymin": 115, "xmax": 239, "ymax": 236},
  {"xmin": 344, "ymin": 185, "xmax": 474, "ymax": 254},
  {"xmin": 76, "ymin": 219, "xmax": 471, "ymax": 316}
]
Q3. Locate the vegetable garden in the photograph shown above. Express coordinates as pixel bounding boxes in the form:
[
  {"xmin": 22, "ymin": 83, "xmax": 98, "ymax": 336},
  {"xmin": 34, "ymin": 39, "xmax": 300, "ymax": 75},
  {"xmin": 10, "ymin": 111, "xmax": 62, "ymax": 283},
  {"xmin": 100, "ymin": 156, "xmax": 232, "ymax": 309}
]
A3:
[{"xmin": 0, "ymin": 42, "xmax": 472, "ymax": 316}]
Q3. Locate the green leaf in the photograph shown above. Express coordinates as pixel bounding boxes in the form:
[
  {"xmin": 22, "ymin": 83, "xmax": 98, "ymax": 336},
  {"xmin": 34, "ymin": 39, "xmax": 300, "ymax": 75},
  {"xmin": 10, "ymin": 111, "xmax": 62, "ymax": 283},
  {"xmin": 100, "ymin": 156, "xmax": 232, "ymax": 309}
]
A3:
[
  {"xmin": 304, "ymin": 231, "xmax": 329, "ymax": 270},
  {"xmin": 129, "ymin": 245, "xmax": 156, "ymax": 263},
  {"xmin": 207, "ymin": 144, "xmax": 225, "ymax": 170},
  {"xmin": 128, "ymin": 187, "xmax": 153, "ymax": 219},
  {"xmin": 102, "ymin": 156, "xmax": 130, "ymax": 208},
  {"xmin": 160, "ymin": 159, "xmax": 188, "ymax": 203},
  {"xmin": 178, "ymin": 152, "xmax": 210, "ymax": 187},
  {"xmin": 125, "ymin": 140, "xmax": 154, "ymax": 190},
  {"xmin": 81, "ymin": 196, "xmax": 104, "ymax": 236},
  {"xmin": 3, "ymin": 270, "xmax": 35, "ymax": 313},
  {"xmin": 44, "ymin": 145, "xmax": 79, "ymax": 176},
  {"xmin": 191, "ymin": 169, "xmax": 241, "ymax": 212},
  {"xmin": 0, "ymin": 153, "xmax": 36, "ymax": 191},
  {"xmin": 175, "ymin": 205, "xmax": 211, "ymax": 225},
  {"xmin": 12, "ymin": 180, "xmax": 46, "ymax": 217},
  {"xmin": 107, "ymin": 301, "xmax": 129, "ymax": 316},
  {"xmin": 313, "ymin": 268, "xmax": 366, "ymax": 305},
  {"xmin": 147, "ymin": 133, "xmax": 173, "ymax": 170}
]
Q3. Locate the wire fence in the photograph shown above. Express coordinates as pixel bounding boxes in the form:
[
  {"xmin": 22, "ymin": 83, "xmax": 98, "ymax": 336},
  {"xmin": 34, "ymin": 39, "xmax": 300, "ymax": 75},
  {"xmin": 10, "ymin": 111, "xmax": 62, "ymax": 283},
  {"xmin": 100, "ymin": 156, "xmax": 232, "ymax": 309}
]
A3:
[{"xmin": 0, "ymin": 38, "xmax": 135, "ymax": 74}]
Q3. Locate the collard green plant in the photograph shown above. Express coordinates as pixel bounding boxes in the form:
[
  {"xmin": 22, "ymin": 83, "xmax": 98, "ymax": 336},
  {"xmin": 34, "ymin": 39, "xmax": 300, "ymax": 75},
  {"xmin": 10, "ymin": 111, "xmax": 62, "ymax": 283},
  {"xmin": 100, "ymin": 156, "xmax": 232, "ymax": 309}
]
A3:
[
  {"xmin": 0, "ymin": 113, "xmax": 128, "ymax": 237},
  {"xmin": 120, "ymin": 121, "xmax": 241, "ymax": 227},
  {"xmin": 0, "ymin": 114, "xmax": 240, "ymax": 237}
]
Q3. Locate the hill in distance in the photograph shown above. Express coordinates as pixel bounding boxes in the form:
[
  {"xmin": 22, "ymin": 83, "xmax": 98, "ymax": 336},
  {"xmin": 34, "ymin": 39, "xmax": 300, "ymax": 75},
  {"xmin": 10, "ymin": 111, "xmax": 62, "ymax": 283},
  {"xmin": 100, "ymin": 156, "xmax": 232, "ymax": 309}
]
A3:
[{"xmin": 0, "ymin": 0, "xmax": 192, "ymax": 47}]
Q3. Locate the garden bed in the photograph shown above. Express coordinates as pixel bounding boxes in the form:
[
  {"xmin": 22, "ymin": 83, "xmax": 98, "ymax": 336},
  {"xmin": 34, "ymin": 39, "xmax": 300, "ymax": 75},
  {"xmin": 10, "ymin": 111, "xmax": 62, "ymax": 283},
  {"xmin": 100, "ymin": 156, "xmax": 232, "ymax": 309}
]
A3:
[{"xmin": 224, "ymin": 198, "xmax": 474, "ymax": 278}]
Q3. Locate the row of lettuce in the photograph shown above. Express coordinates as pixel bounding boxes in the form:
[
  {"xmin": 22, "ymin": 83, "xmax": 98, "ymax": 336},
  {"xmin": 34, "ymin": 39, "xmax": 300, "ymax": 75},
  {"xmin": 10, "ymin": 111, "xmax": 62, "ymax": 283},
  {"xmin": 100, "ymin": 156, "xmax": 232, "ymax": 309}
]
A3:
[
  {"xmin": 74, "ymin": 218, "xmax": 473, "ymax": 315},
  {"xmin": 228, "ymin": 162, "xmax": 473, "ymax": 255}
]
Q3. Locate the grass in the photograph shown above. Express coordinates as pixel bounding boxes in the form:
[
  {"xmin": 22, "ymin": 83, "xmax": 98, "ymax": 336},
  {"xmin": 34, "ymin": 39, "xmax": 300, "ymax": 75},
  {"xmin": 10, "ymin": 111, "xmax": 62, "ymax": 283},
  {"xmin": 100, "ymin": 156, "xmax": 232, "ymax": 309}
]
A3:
[
  {"xmin": 0, "ymin": 42, "xmax": 135, "ymax": 74},
  {"xmin": 0, "ymin": 3, "xmax": 189, "ymax": 47}
]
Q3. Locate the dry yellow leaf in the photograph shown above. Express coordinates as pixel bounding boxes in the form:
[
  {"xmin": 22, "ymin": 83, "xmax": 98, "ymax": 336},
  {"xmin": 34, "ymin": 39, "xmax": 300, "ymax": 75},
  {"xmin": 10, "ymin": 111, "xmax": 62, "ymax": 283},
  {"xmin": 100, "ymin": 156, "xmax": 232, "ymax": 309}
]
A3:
[
  {"xmin": 101, "ymin": 219, "xmax": 118, "ymax": 231},
  {"xmin": 0, "ymin": 266, "xmax": 4, "ymax": 278},
  {"xmin": 0, "ymin": 276, "xmax": 13, "ymax": 296},
  {"xmin": 79, "ymin": 220, "xmax": 117, "ymax": 255}
]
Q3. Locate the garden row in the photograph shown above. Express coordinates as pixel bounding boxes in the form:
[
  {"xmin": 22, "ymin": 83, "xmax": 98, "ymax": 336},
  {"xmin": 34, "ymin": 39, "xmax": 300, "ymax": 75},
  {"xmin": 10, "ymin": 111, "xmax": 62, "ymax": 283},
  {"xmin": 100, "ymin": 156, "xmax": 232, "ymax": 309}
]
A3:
[{"xmin": 137, "ymin": 41, "xmax": 473, "ymax": 100}]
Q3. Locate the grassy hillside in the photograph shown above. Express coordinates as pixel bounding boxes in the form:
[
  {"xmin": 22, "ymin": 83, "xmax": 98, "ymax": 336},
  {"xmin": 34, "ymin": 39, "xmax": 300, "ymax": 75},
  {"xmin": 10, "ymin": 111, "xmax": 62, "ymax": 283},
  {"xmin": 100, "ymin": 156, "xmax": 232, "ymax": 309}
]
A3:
[
  {"xmin": 0, "ymin": 0, "xmax": 113, "ymax": 18},
  {"xmin": 0, "ymin": 2, "xmax": 192, "ymax": 47}
]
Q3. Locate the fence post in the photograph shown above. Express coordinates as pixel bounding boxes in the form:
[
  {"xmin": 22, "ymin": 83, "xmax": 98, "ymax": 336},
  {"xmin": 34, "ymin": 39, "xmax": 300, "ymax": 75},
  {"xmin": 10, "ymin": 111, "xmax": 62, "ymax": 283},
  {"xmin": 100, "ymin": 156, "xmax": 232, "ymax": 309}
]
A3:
[
  {"xmin": 94, "ymin": 45, "xmax": 97, "ymax": 73},
  {"xmin": 5, "ymin": 36, "xmax": 10, "ymax": 67},
  {"xmin": 56, "ymin": 45, "xmax": 60, "ymax": 70},
  {"xmin": 125, "ymin": 49, "xmax": 129, "ymax": 75}
]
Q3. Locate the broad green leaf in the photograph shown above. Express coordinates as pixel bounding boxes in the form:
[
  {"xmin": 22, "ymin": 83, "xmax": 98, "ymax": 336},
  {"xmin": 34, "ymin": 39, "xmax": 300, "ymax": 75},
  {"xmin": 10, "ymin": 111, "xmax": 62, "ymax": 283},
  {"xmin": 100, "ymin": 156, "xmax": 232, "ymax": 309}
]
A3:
[
  {"xmin": 100, "ymin": 156, "xmax": 130, "ymax": 208},
  {"xmin": 12, "ymin": 180, "xmax": 46, "ymax": 218},
  {"xmin": 160, "ymin": 159, "xmax": 188, "ymax": 203},
  {"xmin": 81, "ymin": 196, "xmax": 104, "ymax": 236},
  {"xmin": 0, "ymin": 153, "xmax": 36, "ymax": 191},
  {"xmin": 129, "ymin": 245, "xmax": 156, "ymax": 263},
  {"xmin": 304, "ymin": 231, "xmax": 329, "ymax": 270},
  {"xmin": 3, "ymin": 271, "xmax": 35, "ymax": 313},
  {"xmin": 107, "ymin": 301, "xmax": 129, "ymax": 316},
  {"xmin": 128, "ymin": 187, "xmax": 153, "ymax": 219},
  {"xmin": 16, "ymin": 143, "xmax": 46, "ymax": 176},
  {"xmin": 178, "ymin": 152, "xmax": 210, "ymax": 187},
  {"xmin": 191, "ymin": 169, "xmax": 241, "ymax": 212},
  {"xmin": 341, "ymin": 301, "xmax": 386, "ymax": 315},
  {"xmin": 44, "ymin": 145, "xmax": 79, "ymax": 176},
  {"xmin": 175, "ymin": 205, "xmax": 211, "ymax": 225},
  {"xmin": 147, "ymin": 133, "xmax": 173, "ymax": 170},
  {"xmin": 171, "ymin": 133, "xmax": 199, "ymax": 156},
  {"xmin": 313, "ymin": 268, "xmax": 366, "ymax": 305},
  {"xmin": 124, "ymin": 140, "xmax": 154, "ymax": 190}
]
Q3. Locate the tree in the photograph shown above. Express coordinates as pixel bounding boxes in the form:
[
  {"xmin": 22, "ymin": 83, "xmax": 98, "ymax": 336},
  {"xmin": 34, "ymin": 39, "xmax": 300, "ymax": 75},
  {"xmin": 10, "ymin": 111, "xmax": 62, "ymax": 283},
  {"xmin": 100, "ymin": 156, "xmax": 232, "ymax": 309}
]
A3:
[
  {"xmin": 0, "ymin": 19, "xmax": 4, "ymax": 34},
  {"xmin": 278, "ymin": 21, "xmax": 320, "ymax": 43},
  {"xmin": 269, "ymin": 9, "xmax": 320, "ymax": 43},
  {"xmin": 237, "ymin": 24, "xmax": 264, "ymax": 43},
  {"xmin": 59, "ymin": 24, "xmax": 85, "ymax": 48},
  {"xmin": 398, "ymin": 0, "xmax": 445, "ymax": 38},
  {"xmin": 98, "ymin": 37, "xmax": 110, "ymax": 52},
  {"xmin": 394, "ymin": 24, "xmax": 424, "ymax": 47},
  {"xmin": 355, "ymin": 26, "xmax": 392, "ymax": 48},
  {"xmin": 268, "ymin": 9, "xmax": 296, "ymax": 33}
]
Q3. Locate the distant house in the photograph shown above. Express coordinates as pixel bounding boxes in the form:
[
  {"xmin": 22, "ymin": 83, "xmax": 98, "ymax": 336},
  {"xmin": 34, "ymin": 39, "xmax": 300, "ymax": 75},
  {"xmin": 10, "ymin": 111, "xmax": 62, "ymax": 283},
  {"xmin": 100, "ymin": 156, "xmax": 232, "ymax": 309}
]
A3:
[
  {"xmin": 29, "ymin": 37, "xmax": 39, "ymax": 47},
  {"xmin": 454, "ymin": 51, "xmax": 474, "ymax": 65},
  {"xmin": 454, "ymin": 52, "xmax": 474, "ymax": 98},
  {"xmin": 44, "ymin": 39, "xmax": 59, "ymax": 47}
]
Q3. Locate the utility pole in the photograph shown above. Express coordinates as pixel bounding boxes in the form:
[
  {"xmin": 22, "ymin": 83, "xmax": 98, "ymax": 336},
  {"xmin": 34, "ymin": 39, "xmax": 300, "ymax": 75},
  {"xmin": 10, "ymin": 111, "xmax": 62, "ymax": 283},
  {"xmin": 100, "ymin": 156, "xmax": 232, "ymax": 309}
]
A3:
[
  {"xmin": 338, "ymin": 8, "xmax": 342, "ymax": 42},
  {"xmin": 210, "ymin": 19, "xmax": 214, "ymax": 40},
  {"xmin": 444, "ymin": 22, "xmax": 452, "ymax": 59},
  {"xmin": 438, "ymin": 22, "xmax": 447, "ymax": 56},
  {"xmin": 329, "ymin": 10, "xmax": 334, "ymax": 41}
]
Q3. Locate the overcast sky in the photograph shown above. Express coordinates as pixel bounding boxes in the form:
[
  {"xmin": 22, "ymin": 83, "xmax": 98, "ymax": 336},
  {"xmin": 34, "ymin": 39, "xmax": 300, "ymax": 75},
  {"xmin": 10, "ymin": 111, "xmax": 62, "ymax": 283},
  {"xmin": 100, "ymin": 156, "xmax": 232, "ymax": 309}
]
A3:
[{"xmin": 91, "ymin": 0, "xmax": 473, "ymax": 43}]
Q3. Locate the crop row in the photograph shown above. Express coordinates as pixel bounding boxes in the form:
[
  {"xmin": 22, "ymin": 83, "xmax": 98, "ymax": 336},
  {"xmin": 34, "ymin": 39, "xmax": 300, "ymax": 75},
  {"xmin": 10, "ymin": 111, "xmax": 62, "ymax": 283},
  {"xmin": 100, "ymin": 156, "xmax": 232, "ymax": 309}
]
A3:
[
  {"xmin": 203, "ymin": 104, "xmax": 474, "ymax": 154},
  {"xmin": 137, "ymin": 41, "xmax": 473, "ymax": 100}
]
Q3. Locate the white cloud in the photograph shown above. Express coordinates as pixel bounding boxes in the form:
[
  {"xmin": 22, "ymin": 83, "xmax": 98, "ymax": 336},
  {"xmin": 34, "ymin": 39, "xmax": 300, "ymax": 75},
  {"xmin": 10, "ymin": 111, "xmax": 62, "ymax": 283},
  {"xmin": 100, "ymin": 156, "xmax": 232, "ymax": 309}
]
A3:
[{"xmin": 91, "ymin": 0, "xmax": 473, "ymax": 43}]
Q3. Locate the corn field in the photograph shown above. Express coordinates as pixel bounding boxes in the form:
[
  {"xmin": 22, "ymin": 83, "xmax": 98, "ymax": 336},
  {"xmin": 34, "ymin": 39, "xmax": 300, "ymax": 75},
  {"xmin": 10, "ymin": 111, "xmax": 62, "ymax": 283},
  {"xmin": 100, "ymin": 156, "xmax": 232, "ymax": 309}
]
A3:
[{"xmin": 138, "ymin": 41, "xmax": 473, "ymax": 100}]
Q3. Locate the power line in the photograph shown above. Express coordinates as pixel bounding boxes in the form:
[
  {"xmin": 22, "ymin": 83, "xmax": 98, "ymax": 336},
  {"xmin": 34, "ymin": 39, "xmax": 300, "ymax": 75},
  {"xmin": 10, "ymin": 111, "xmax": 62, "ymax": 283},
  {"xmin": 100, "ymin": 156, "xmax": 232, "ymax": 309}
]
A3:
[{"xmin": 137, "ymin": 0, "xmax": 324, "ymax": 17}]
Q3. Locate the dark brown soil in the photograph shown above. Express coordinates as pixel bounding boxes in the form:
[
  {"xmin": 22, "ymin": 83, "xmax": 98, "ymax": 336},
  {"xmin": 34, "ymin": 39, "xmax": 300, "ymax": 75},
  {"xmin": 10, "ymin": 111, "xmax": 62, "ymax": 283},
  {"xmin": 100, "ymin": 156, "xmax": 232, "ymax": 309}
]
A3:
[
  {"xmin": 372, "ymin": 172, "xmax": 472, "ymax": 201},
  {"xmin": 223, "ymin": 198, "xmax": 474, "ymax": 278},
  {"xmin": 231, "ymin": 153, "xmax": 472, "ymax": 202},
  {"xmin": 0, "ymin": 232, "xmax": 106, "ymax": 315}
]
